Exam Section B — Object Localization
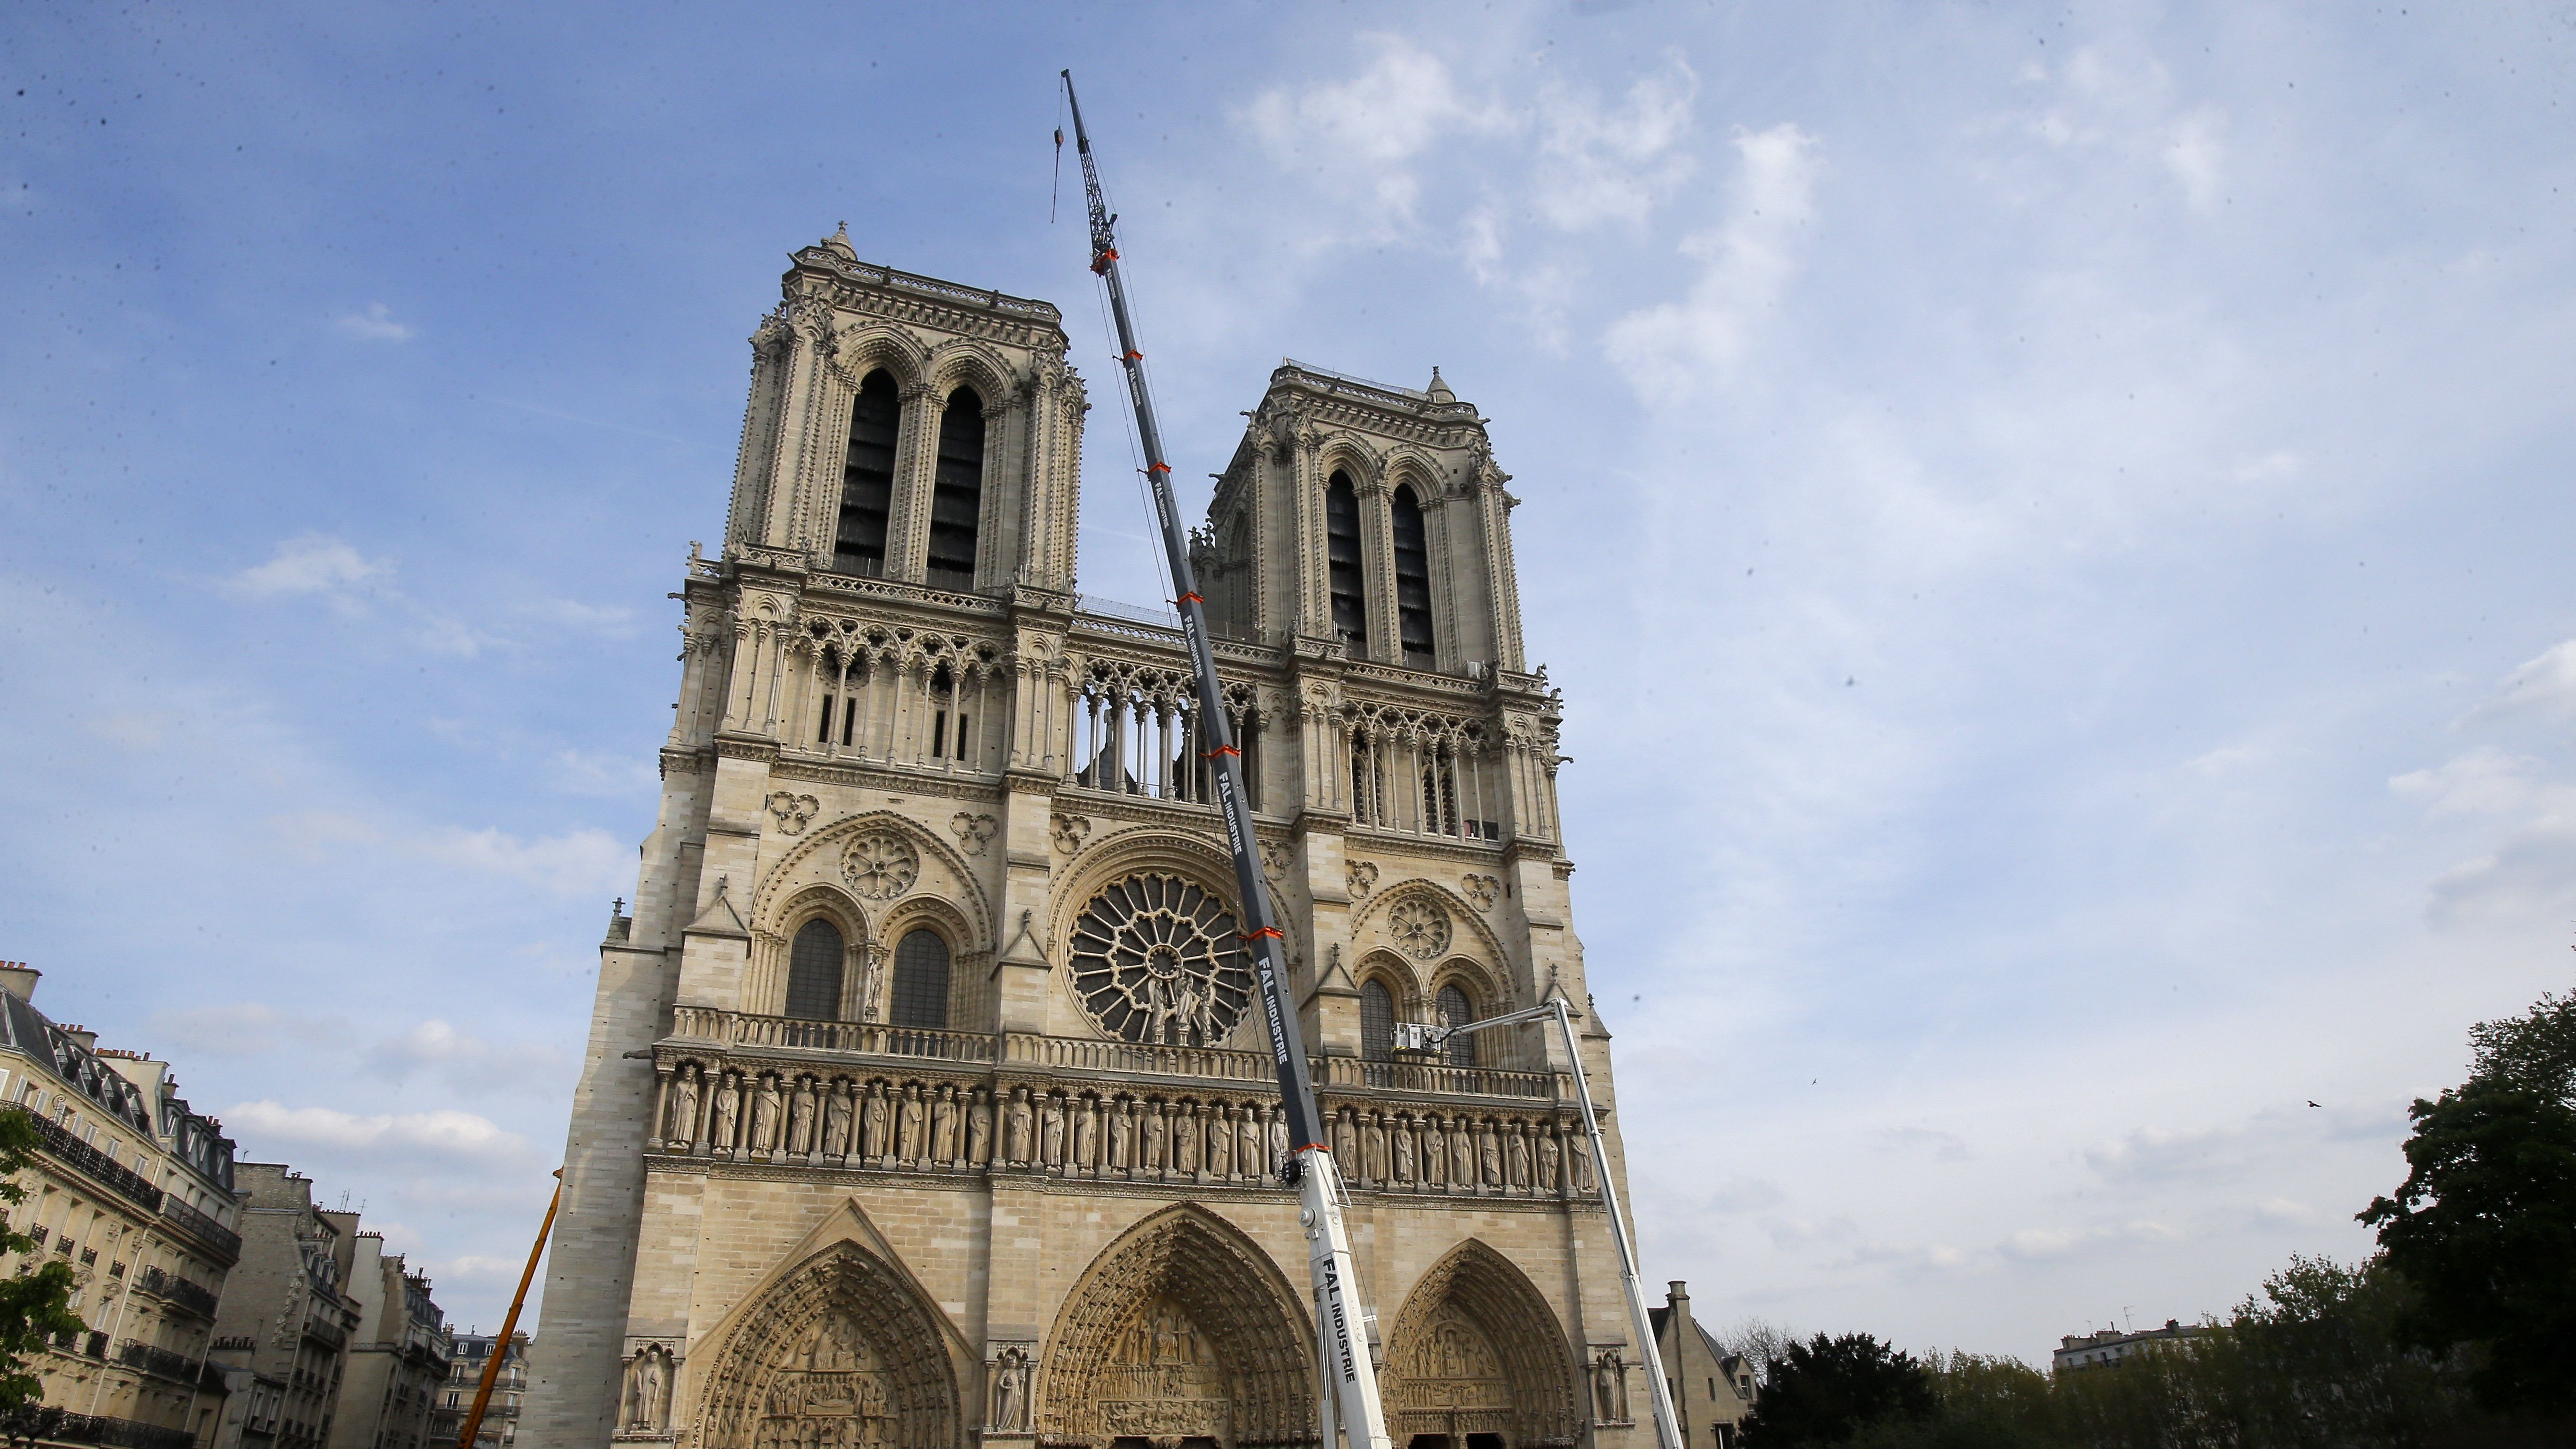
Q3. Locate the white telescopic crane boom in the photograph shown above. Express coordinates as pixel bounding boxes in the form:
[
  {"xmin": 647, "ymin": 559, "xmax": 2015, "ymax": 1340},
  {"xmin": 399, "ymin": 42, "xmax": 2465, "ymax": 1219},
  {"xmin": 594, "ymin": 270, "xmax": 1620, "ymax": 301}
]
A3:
[{"xmin": 1059, "ymin": 70, "xmax": 1395, "ymax": 1449}]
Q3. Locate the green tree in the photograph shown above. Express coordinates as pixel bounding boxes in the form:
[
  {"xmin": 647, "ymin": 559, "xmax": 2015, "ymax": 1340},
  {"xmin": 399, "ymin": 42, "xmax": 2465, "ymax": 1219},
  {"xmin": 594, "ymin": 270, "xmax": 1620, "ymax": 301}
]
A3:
[
  {"xmin": 1738, "ymin": 1333, "xmax": 1935, "ymax": 1448},
  {"xmin": 0, "ymin": 1109, "xmax": 85, "ymax": 1409},
  {"xmin": 2360, "ymin": 1076, "xmax": 2576, "ymax": 1412}
]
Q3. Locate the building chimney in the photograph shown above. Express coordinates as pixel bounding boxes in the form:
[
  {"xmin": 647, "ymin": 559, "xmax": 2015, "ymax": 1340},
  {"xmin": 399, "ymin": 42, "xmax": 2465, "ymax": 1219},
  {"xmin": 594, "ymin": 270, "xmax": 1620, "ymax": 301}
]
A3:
[
  {"xmin": 0, "ymin": 963, "xmax": 38, "ymax": 1002},
  {"xmin": 61, "ymin": 1025, "xmax": 98, "ymax": 1052},
  {"xmin": 1668, "ymin": 1280, "xmax": 1690, "ymax": 1304}
]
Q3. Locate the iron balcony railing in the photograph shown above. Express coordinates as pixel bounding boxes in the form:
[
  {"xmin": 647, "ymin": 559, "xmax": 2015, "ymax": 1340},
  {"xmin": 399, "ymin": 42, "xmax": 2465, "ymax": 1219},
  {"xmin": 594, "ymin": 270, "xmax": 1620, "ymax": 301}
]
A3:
[
  {"xmin": 0, "ymin": 1406, "xmax": 197, "ymax": 1449},
  {"xmin": 160, "ymin": 1196, "xmax": 243, "ymax": 1262},
  {"xmin": 9, "ymin": 1108, "xmax": 162, "ymax": 1214},
  {"xmin": 113, "ymin": 1339, "xmax": 199, "ymax": 1383}
]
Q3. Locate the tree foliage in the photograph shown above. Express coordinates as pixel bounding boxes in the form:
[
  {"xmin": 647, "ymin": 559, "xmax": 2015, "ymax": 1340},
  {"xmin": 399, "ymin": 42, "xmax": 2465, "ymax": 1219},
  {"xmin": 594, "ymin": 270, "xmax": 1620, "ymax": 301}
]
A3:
[
  {"xmin": 0, "ymin": 1110, "xmax": 85, "ymax": 1409},
  {"xmin": 1737, "ymin": 1332, "xmax": 1935, "ymax": 1448},
  {"xmin": 2362, "ymin": 988, "xmax": 2576, "ymax": 1414}
]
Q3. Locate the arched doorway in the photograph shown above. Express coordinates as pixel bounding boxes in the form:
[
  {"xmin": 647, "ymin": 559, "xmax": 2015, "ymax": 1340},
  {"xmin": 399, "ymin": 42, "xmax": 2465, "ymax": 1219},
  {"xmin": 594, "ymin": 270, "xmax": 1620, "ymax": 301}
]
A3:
[
  {"xmin": 1040, "ymin": 1206, "xmax": 1315, "ymax": 1449},
  {"xmin": 1382, "ymin": 1242, "xmax": 1580, "ymax": 1449},
  {"xmin": 692, "ymin": 1241, "xmax": 964, "ymax": 1449}
]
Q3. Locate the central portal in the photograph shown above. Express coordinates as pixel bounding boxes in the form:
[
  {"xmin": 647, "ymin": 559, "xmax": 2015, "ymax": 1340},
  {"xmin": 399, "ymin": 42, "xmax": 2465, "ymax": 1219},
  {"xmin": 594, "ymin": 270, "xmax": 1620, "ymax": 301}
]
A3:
[{"xmin": 1039, "ymin": 1207, "xmax": 1314, "ymax": 1449}]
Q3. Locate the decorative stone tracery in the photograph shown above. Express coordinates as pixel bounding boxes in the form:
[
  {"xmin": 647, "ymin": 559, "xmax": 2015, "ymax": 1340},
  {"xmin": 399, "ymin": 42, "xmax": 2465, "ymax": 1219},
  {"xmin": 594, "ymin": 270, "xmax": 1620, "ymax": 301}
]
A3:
[
  {"xmin": 1067, "ymin": 874, "xmax": 1254, "ymax": 1047},
  {"xmin": 1383, "ymin": 1241, "xmax": 1581, "ymax": 1449},
  {"xmin": 1039, "ymin": 1207, "xmax": 1314, "ymax": 1449},
  {"xmin": 692, "ymin": 1241, "xmax": 963, "ymax": 1449}
]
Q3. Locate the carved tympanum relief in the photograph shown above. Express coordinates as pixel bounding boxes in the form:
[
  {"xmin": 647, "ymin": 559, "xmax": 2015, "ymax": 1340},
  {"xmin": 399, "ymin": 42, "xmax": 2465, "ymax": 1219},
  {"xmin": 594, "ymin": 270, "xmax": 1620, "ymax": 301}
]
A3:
[
  {"xmin": 693, "ymin": 1243, "xmax": 958, "ymax": 1449},
  {"xmin": 1384, "ymin": 1241, "xmax": 1582, "ymax": 1449},
  {"xmin": 1039, "ymin": 1208, "xmax": 1311, "ymax": 1449},
  {"xmin": 841, "ymin": 832, "xmax": 920, "ymax": 901},
  {"xmin": 1067, "ymin": 875, "xmax": 1253, "ymax": 1047}
]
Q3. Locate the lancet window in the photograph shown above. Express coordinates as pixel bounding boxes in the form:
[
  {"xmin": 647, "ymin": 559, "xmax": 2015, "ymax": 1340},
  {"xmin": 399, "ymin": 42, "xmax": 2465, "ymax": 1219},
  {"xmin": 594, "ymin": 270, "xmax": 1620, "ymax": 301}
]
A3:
[
  {"xmin": 795, "ymin": 622, "xmax": 1001, "ymax": 775},
  {"xmin": 1361, "ymin": 979, "xmax": 1396, "ymax": 1063},
  {"xmin": 1391, "ymin": 483, "xmax": 1435, "ymax": 667},
  {"xmin": 836, "ymin": 370, "xmax": 900, "ymax": 578},
  {"xmin": 1436, "ymin": 984, "xmax": 1478, "ymax": 1068},
  {"xmin": 1326, "ymin": 471, "xmax": 1367, "ymax": 654},
  {"xmin": 1344, "ymin": 706, "xmax": 1498, "ymax": 841},
  {"xmin": 889, "ymin": 929, "xmax": 951, "ymax": 1031},
  {"xmin": 925, "ymin": 386, "xmax": 985, "ymax": 589},
  {"xmin": 785, "ymin": 920, "xmax": 844, "ymax": 1022},
  {"xmin": 1069, "ymin": 665, "xmax": 1262, "ymax": 810}
]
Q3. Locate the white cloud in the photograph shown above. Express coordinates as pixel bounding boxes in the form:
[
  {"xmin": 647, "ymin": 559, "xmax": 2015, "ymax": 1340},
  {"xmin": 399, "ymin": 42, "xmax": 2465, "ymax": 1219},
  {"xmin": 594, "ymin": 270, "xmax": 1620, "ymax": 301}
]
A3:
[
  {"xmin": 228, "ymin": 534, "xmax": 393, "ymax": 598},
  {"xmin": 1243, "ymin": 34, "xmax": 1500, "ymax": 234},
  {"xmin": 549, "ymin": 749, "xmax": 658, "ymax": 797},
  {"xmin": 332, "ymin": 302, "xmax": 415, "ymax": 342},
  {"xmin": 222, "ymin": 1101, "xmax": 527, "ymax": 1160},
  {"xmin": 367, "ymin": 1019, "xmax": 572, "ymax": 1098},
  {"xmin": 2163, "ymin": 106, "xmax": 2228, "ymax": 212},
  {"xmin": 1527, "ymin": 54, "xmax": 1699, "ymax": 233},
  {"xmin": 416, "ymin": 825, "xmax": 628, "ymax": 898},
  {"xmin": 1603, "ymin": 123, "xmax": 1822, "ymax": 407},
  {"xmin": 2389, "ymin": 747, "xmax": 2545, "ymax": 817},
  {"xmin": 2458, "ymin": 639, "xmax": 2576, "ymax": 730},
  {"xmin": 518, "ymin": 599, "xmax": 638, "ymax": 637},
  {"xmin": 148, "ymin": 1003, "xmax": 345, "ymax": 1057}
]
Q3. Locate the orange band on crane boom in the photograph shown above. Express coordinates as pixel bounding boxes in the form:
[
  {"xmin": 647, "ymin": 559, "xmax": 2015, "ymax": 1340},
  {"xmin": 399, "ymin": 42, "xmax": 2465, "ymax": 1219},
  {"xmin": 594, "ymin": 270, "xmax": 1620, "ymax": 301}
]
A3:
[
  {"xmin": 1240, "ymin": 926, "xmax": 1284, "ymax": 942},
  {"xmin": 1201, "ymin": 745, "xmax": 1239, "ymax": 759}
]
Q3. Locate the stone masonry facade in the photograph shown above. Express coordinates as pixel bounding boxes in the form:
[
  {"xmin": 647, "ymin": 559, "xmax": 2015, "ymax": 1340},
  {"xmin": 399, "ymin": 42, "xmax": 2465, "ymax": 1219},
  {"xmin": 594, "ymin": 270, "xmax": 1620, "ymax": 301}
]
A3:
[{"xmin": 522, "ymin": 230, "xmax": 1645, "ymax": 1449}]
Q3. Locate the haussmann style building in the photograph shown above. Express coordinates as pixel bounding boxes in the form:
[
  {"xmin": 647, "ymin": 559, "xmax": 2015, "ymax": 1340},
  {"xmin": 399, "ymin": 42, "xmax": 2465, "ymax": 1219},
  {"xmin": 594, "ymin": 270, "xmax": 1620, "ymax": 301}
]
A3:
[{"xmin": 523, "ymin": 229, "xmax": 1651, "ymax": 1449}]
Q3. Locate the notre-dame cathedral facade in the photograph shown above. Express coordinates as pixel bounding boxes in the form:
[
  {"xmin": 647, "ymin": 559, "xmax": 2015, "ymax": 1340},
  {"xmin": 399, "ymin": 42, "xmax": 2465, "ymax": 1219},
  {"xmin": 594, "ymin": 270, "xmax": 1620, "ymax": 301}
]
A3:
[{"xmin": 521, "ymin": 228, "xmax": 1650, "ymax": 1449}]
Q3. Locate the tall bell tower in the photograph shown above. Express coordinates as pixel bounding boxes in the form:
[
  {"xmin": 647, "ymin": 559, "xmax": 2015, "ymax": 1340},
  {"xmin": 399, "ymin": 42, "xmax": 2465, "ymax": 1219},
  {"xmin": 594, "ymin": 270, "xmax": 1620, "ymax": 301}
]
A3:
[{"xmin": 523, "ymin": 236, "xmax": 1645, "ymax": 1449}]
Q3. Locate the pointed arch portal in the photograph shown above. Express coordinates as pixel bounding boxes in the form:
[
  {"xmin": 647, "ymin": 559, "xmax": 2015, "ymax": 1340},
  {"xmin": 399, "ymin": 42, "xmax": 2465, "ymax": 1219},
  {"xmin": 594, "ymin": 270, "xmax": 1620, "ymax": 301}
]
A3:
[
  {"xmin": 1383, "ymin": 1241, "xmax": 1580, "ymax": 1449},
  {"xmin": 1040, "ymin": 1206, "xmax": 1315, "ymax": 1449},
  {"xmin": 694, "ymin": 1241, "xmax": 964, "ymax": 1449}
]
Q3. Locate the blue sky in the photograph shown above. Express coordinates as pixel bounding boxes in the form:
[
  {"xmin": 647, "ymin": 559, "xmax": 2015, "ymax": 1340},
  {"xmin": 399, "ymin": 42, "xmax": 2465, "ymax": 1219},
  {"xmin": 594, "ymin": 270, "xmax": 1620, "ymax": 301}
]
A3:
[{"xmin": 4, "ymin": 1, "xmax": 2572, "ymax": 1359}]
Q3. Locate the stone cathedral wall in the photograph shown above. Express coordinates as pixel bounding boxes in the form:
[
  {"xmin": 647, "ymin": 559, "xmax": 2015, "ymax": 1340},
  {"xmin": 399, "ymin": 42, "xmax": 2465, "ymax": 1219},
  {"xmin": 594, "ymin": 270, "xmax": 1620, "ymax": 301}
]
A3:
[{"xmin": 523, "ymin": 243, "xmax": 1637, "ymax": 1449}]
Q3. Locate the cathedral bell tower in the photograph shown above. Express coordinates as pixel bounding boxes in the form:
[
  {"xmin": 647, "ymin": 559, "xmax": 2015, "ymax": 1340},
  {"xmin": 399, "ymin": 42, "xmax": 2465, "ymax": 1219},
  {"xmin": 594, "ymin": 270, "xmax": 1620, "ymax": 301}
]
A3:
[{"xmin": 524, "ymin": 236, "xmax": 1644, "ymax": 1449}]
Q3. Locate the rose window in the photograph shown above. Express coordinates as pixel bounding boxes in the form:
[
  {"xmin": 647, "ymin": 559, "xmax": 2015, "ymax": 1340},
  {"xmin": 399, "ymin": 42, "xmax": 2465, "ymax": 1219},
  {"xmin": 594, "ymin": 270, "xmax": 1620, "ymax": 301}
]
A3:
[
  {"xmin": 1068, "ymin": 875, "xmax": 1254, "ymax": 1047},
  {"xmin": 1387, "ymin": 897, "xmax": 1451, "ymax": 959},
  {"xmin": 841, "ymin": 832, "xmax": 920, "ymax": 901}
]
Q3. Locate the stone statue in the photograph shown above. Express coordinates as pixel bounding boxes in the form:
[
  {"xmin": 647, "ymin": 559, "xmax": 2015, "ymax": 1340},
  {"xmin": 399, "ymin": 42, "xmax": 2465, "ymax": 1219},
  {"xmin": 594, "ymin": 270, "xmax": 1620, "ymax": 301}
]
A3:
[
  {"xmin": 1206, "ymin": 1106, "xmax": 1232, "ymax": 1177},
  {"xmin": 861, "ymin": 1083, "xmax": 889, "ymax": 1159},
  {"xmin": 1142, "ymin": 1100, "xmax": 1168, "ymax": 1171},
  {"xmin": 822, "ymin": 1087, "xmax": 852, "ymax": 1157},
  {"xmin": 624, "ymin": 1344, "xmax": 670, "ymax": 1430},
  {"xmin": 1005, "ymin": 1088, "xmax": 1033, "ymax": 1165},
  {"xmin": 1237, "ymin": 1106, "xmax": 1261, "ymax": 1177},
  {"xmin": 931, "ymin": 1084, "xmax": 958, "ymax": 1163},
  {"xmin": 1537, "ymin": 1128, "xmax": 1562, "ymax": 1191},
  {"xmin": 1479, "ymin": 1122, "xmax": 1503, "ymax": 1186},
  {"xmin": 1269, "ymin": 1107, "xmax": 1288, "ymax": 1167},
  {"xmin": 1363, "ymin": 1113, "xmax": 1388, "ymax": 1183},
  {"xmin": 710, "ymin": 1073, "xmax": 740, "ymax": 1151},
  {"xmin": 968, "ymin": 1088, "xmax": 993, "ymax": 1165},
  {"xmin": 896, "ymin": 1084, "xmax": 925, "ymax": 1160},
  {"xmin": 1421, "ymin": 1115, "xmax": 1446, "ymax": 1185},
  {"xmin": 1570, "ymin": 1135, "xmax": 1597, "ymax": 1193},
  {"xmin": 991, "ymin": 1346, "xmax": 1030, "ymax": 1432},
  {"xmin": 667, "ymin": 1067, "xmax": 699, "ymax": 1148},
  {"xmin": 1594, "ymin": 1349, "xmax": 1629, "ymax": 1423},
  {"xmin": 1072, "ymin": 1096, "xmax": 1097, "ymax": 1169},
  {"xmin": 1332, "ymin": 1107, "xmax": 1358, "ymax": 1169},
  {"xmin": 1040, "ymin": 1095, "xmax": 1065, "ymax": 1167},
  {"xmin": 1507, "ymin": 1122, "xmax": 1530, "ymax": 1188},
  {"xmin": 1107, "ymin": 1098, "xmax": 1132, "ymax": 1169},
  {"xmin": 787, "ymin": 1080, "xmax": 815, "ymax": 1155},
  {"xmin": 858, "ymin": 943, "xmax": 886, "ymax": 1023},
  {"xmin": 1391, "ymin": 1117, "xmax": 1415, "ymax": 1182},
  {"xmin": 743, "ymin": 1082, "xmax": 779, "ymax": 1150},
  {"xmin": 1174, "ymin": 1106, "xmax": 1201, "ymax": 1174}
]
